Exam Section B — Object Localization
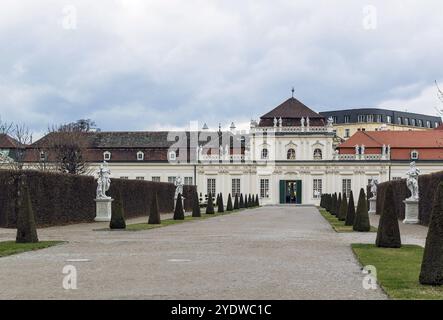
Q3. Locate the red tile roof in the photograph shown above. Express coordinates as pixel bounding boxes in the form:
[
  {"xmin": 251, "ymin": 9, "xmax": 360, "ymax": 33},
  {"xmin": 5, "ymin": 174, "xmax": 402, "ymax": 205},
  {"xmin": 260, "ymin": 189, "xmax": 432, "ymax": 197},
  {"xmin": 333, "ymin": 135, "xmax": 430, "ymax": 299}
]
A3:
[{"xmin": 0, "ymin": 134, "xmax": 20, "ymax": 148}]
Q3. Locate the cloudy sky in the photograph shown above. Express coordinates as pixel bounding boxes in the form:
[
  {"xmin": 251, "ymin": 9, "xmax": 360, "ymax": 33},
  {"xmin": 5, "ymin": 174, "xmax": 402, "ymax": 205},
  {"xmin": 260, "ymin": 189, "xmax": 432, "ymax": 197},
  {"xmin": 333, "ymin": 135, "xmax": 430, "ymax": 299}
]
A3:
[{"xmin": 1, "ymin": 0, "xmax": 442, "ymax": 137}]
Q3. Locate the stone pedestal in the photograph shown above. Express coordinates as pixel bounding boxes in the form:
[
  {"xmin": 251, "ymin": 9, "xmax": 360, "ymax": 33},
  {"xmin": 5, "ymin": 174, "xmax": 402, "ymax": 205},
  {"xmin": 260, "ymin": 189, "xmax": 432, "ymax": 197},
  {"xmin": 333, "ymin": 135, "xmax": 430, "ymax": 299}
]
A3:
[
  {"xmin": 369, "ymin": 198, "xmax": 377, "ymax": 215},
  {"xmin": 403, "ymin": 199, "xmax": 419, "ymax": 224},
  {"xmin": 95, "ymin": 198, "xmax": 113, "ymax": 222}
]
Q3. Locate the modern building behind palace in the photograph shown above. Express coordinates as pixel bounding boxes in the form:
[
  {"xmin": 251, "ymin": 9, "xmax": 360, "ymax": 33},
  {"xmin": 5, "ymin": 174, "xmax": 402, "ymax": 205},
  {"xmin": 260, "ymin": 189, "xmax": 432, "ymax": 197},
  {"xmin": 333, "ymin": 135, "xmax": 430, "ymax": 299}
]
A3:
[{"xmin": 1, "ymin": 95, "xmax": 442, "ymax": 206}]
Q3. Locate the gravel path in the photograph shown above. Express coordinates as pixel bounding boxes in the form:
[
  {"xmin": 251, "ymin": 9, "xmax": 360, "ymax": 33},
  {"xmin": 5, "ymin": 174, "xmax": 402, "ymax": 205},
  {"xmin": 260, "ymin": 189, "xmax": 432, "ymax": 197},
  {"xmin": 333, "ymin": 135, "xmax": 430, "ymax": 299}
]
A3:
[{"xmin": 0, "ymin": 206, "xmax": 388, "ymax": 300}]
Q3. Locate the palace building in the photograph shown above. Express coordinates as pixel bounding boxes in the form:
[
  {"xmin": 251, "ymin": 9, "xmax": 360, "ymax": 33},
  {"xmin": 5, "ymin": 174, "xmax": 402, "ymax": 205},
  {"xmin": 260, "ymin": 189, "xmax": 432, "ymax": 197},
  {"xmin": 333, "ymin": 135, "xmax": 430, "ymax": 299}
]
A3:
[{"xmin": 2, "ymin": 95, "xmax": 443, "ymax": 206}]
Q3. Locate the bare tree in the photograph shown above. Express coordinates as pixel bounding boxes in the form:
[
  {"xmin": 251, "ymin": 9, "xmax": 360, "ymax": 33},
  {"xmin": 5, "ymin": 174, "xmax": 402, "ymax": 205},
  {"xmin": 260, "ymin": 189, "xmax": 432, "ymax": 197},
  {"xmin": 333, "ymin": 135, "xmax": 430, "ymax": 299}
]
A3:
[
  {"xmin": 0, "ymin": 117, "xmax": 13, "ymax": 135},
  {"xmin": 9, "ymin": 123, "xmax": 33, "ymax": 170},
  {"xmin": 435, "ymin": 80, "xmax": 443, "ymax": 117}
]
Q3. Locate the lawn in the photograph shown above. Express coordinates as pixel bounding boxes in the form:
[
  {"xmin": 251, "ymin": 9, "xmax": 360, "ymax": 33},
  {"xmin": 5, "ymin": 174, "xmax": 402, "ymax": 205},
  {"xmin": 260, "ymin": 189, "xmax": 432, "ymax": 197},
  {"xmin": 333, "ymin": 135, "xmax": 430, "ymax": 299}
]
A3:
[
  {"xmin": 352, "ymin": 244, "xmax": 443, "ymax": 300},
  {"xmin": 319, "ymin": 208, "xmax": 377, "ymax": 233},
  {"xmin": 125, "ymin": 209, "xmax": 245, "ymax": 231},
  {"xmin": 0, "ymin": 241, "xmax": 64, "ymax": 258}
]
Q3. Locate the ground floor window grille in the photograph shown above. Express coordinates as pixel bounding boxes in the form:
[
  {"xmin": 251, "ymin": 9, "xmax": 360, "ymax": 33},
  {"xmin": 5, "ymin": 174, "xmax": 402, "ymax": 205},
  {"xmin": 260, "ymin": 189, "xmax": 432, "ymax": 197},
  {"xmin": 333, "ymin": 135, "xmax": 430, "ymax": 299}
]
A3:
[
  {"xmin": 313, "ymin": 179, "xmax": 322, "ymax": 199},
  {"xmin": 152, "ymin": 176, "xmax": 161, "ymax": 182},
  {"xmin": 184, "ymin": 177, "xmax": 193, "ymax": 185},
  {"xmin": 342, "ymin": 179, "xmax": 352, "ymax": 197},
  {"xmin": 232, "ymin": 178, "xmax": 241, "ymax": 197},
  {"xmin": 260, "ymin": 179, "xmax": 270, "ymax": 198},
  {"xmin": 168, "ymin": 176, "xmax": 177, "ymax": 184},
  {"xmin": 207, "ymin": 178, "xmax": 216, "ymax": 196},
  {"xmin": 136, "ymin": 177, "xmax": 145, "ymax": 180}
]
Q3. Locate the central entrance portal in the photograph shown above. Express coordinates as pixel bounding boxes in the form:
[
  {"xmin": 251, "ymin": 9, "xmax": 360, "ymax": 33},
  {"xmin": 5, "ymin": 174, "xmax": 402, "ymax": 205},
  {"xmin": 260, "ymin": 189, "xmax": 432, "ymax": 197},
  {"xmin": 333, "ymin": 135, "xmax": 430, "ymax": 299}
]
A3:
[{"xmin": 279, "ymin": 180, "xmax": 302, "ymax": 204}]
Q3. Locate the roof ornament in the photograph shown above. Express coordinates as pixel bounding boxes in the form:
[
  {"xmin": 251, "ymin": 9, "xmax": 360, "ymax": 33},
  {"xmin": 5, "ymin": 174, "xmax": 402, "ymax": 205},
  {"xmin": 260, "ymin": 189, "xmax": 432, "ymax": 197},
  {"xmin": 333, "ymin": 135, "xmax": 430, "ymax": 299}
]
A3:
[{"xmin": 291, "ymin": 87, "xmax": 295, "ymax": 98}]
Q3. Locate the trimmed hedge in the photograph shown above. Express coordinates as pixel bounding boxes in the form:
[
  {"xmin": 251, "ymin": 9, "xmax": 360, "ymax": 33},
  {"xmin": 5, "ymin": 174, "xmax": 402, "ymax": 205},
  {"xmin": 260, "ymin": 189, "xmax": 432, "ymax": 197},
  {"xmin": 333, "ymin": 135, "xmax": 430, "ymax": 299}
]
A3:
[
  {"xmin": 376, "ymin": 179, "xmax": 409, "ymax": 221},
  {"xmin": 0, "ymin": 169, "xmax": 196, "ymax": 228}
]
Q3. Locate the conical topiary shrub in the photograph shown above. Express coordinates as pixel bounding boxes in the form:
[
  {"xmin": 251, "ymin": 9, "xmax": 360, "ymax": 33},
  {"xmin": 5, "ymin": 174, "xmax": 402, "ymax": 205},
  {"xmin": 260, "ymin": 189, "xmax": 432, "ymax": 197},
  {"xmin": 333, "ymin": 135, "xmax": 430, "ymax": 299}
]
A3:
[
  {"xmin": 16, "ymin": 178, "xmax": 39, "ymax": 244},
  {"xmin": 376, "ymin": 184, "xmax": 401, "ymax": 248},
  {"xmin": 174, "ymin": 193, "xmax": 185, "ymax": 220},
  {"xmin": 234, "ymin": 194, "xmax": 239, "ymax": 210},
  {"xmin": 331, "ymin": 193, "xmax": 337, "ymax": 216},
  {"xmin": 244, "ymin": 194, "xmax": 249, "ymax": 208},
  {"xmin": 226, "ymin": 194, "xmax": 233, "ymax": 211},
  {"xmin": 338, "ymin": 193, "xmax": 348, "ymax": 221},
  {"xmin": 216, "ymin": 193, "xmax": 220, "ymax": 209},
  {"xmin": 420, "ymin": 182, "xmax": 443, "ymax": 285},
  {"xmin": 218, "ymin": 193, "xmax": 225, "ymax": 213},
  {"xmin": 148, "ymin": 193, "xmax": 161, "ymax": 224},
  {"xmin": 192, "ymin": 191, "xmax": 201, "ymax": 218},
  {"xmin": 110, "ymin": 192, "xmax": 126, "ymax": 229},
  {"xmin": 248, "ymin": 194, "xmax": 252, "ymax": 208},
  {"xmin": 345, "ymin": 190, "xmax": 356, "ymax": 226},
  {"xmin": 353, "ymin": 188, "xmax": 370, "ymax": 232},
  {"xmin": 256, "ymin": 194, "xmax": 259, "ymax": 207},
  {"xmin": 336, "ymin": 193, "xmax": 342, "ymax": 218},
  {"xmin": 239, "ymin": 194, "xmax": 244, "ymax": 208},
  {"xmin": 206, "ymin": 193, "xmax": 215, "ymax": 214}
]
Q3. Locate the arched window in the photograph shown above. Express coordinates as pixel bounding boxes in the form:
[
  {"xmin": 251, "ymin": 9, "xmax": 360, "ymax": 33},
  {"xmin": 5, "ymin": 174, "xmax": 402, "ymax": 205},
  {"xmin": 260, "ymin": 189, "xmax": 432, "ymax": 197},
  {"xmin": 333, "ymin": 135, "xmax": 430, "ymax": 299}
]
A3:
[
  {"xmin": 411, "ymin": 150, "xmax": 419, "ymax": 160},
  {"xmin": 137, "ymin": 151, "xmax": 144, "ymax": 161},
  {"xmin": 287, "ymin": 149, "xmax": 296, "ymax": 160},
  {"xmin": 103, "ymin": 151, "xmax": 111, "ymax": 161},
  {"xmin": 169, "ymin": 151, "xmax": 176, "ymax": 161},
  {"xmin": 313, "ymin": 148, "xmax": 322, "ymax": 160},
  {"xmin": 261, "ymin": 148, "xmax": 269, "ymax": 160}
]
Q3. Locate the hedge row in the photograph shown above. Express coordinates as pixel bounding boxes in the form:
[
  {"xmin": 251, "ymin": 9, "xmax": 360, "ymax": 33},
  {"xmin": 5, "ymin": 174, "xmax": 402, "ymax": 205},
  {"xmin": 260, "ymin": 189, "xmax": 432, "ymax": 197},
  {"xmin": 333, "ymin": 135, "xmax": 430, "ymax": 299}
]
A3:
[
  {"xmin": 0, "ymin": 170, "xmax": 195, "ymax": 228},
  {"xmin": 376, "ymin": 171, "xmax": 443, "ymax": 226}
]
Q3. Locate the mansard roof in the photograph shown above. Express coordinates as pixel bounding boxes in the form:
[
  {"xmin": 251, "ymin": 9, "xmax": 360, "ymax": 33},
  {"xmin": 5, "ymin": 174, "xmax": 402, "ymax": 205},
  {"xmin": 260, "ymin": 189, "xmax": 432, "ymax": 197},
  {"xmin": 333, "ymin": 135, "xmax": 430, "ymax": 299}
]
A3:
[{"xmin": 260, "ymin": 97, "xmax": 324, "ymax": 119}]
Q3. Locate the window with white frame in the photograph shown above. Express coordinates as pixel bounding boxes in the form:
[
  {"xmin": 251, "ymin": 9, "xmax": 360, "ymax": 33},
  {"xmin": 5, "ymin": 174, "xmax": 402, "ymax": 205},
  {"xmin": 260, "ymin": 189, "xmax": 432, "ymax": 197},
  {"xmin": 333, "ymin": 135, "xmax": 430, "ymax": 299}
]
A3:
[
  {"xmin": 152, "ymin": 176, "xmax": 161, "ymax": 182},
  {"xmin": 207, "ymin": 178, "xmax": 216, "ymax": 196},
  {"xmin": 367, "ymin": 115, "xmax": 374, "ymax": 123},
  {"xmin": 39, "ymin": 151, "xmax": 46, "ymax": 162},
  {"xmin": 136, "ymin": 176, "xmax": 145, "ymax": 180},
  {"xmin": 120, "ymin": 176, "xmax": 129, "ymax": 180},
  {"xmin": 386, "ymin": 115, "xmax": 392, "ymax": 124},
  {"xmin": 313, "ymin": 148, "xmax": 322, "ymax": 160},
  {"xmin": 232, "ymin": 178, "xmax": 241, "ymax": 197},
  {"xmin": 260, "ymin": 179, "xmax": 270, "ymax": 198},
  {"xmin": 103, "ymin": 151, "xmax": 111, "ymax": 161},
  {"xmin": 261, "ymin": 148, "xmax": 269, "ymax": 160},
  {"xmin": 168, "ymin": 176, "xmax": 177, "ymax": 184},
  {"xmin": 344, "ymin": 115, "xmax": 350, "ymax": 123},
  {"xmin": 357, "ymin": 115, "xmax": 365, "ymax": 123},
  {"xmin": 184, "ymin": 177, "xmax": 193, "ymax": 185},
  {"xmin": 137, "ymin": 151, "xmax": 144, "ymax": 161},
  {"xmin": 169, "ymin": 151, "xmax": 176, "ymax": 161},
  {"xmin": 426, "ymin": 120, "xmax": 431, "ymax": 128},
  {"xmin": 342, "ymin": 179, "xmax": 352, "ymax": 197},
  {"xmin": 313, "ymin": 179, "xmax": 322, "ymax": 199},
  {"xmin": 345, "ymin": 129, "xmax": 350, "ymax": 138},
  {"xmin": 411, "ymin": 150, "xmax": 419, "ymax": 160},
  {"xmin": 392, "ymin": 177, "xmax": 402, "ymax": 181}
]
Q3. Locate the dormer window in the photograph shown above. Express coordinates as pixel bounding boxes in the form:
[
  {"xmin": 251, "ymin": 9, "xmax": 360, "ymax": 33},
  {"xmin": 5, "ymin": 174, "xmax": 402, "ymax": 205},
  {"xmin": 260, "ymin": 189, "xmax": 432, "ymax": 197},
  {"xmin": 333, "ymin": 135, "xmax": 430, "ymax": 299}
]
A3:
[
  {"xmin": 169, "ymin": 151, "xmax": 176, "ymax": 161},
  {"xmin": 137, "ymin": 151, "xmax": 144, "ymax": 161},
  {"xmin": 261, "ymin": 148, "xmax": 269, "ymax": 160},
  {"xmin": 411, "ymin": 150, "xmax": 419, "ymax": 160},
  {"xmin": 287, "ymin": 149, "xmax": 296, "ymax": 160},
  {"xmin": 313, "ymin": 148, "xmax": 323, "ymax": 160},
  {"xmin": 103, "ymin": 151, "xmax": 111, "ymax": 161}
]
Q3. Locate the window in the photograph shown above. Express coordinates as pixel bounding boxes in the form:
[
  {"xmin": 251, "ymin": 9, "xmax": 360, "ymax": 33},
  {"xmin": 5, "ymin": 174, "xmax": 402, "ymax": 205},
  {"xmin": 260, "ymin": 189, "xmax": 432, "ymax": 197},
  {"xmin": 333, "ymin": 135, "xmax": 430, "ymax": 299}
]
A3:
[
  {"xmin": 386, "ymin": 115, "xmax": 392, "ymax": 124},
  {"xmin": 392, "ymin": 177, "xmax": 402, "ymax": 181},
  {"xmin": 136, "ymin": 177, "xmax": 145, "ymax": 180},
  {"xmin": 435, "ymin": 122, "xmax": 440, "ymax": 128},
  {"xmin": 232, "ymin": 178, "xmax": 241, "ymax": 197},
  {"xmin": 120, "ymin": 176, "xmax": 129, "ymax": 180},
  {"xmin": 152, "ymin": 176, "xmax": 161, "ymax": 182},
  {"xmin": 103, "ymin": 151, "xmax": 111, "ymax": 161},
  {"xmin": 207, "ymin": 178, "xmax": 216, "ymax": 196},
  {"xmin": 345, "ymin": 129, "xmax": 350, "ymax": 138},
  {"xmin": 287, "ymin": 148, "xmax": 296, "ymax": 160},
  {"xmin": 332, "ymin": 116, "xmax": 338, "ymax": 123},
  {"xmin": 313, "ymin": 148, "xmax": 322, "ymax": 160},
  {"xmin": 404, "ymin": 118, "xmax": 409, "ymax": 126},
  {"xmin": 342, "ymin": 179, "xmax": 352, "ymax": 198},
  {"xmin": 411, "ymin": 119, "xmax": 416, "ymax": 126},
  {"xmin": 367, "ymin": 115, "xmax": 373, "ymax": 123},
  {"xmin": 137, "ymin": 151, "xmax": 144, "ymax": 161},
  {"xmin": 358, "ymin": 115, "xmax": 365, "ymax": 123},
  {"xmin": 418, "ymin": 119, "xmax": 423, "ymax": 127},
  {"xmin": 169, "ymin": 151, "xmax": 176, "ymax": 161},
  {"xmin": 168, "ymin": 176, "xmax": 177, "ymax": 184},
  {"xmin": 313, "ymin": 179, "xmax": 322, "ymax": 199},
  {"xmin": 39, "ymin": 151, "xmax": 46, "ymax": 162},
  {"xmin": 411, "ymin": 150, "xmax": 419, "ymax": 160},
  {"xmin": 375, "ymin": 114, "xmax": 382, "ymax": 123},
  {"xmin": 344, "ymin": 115, "xmax": 351, "ymax": 123},
  {"xmin": 261, "ymin": 148, "xmax": 269, "ymax": 160},
  {"xmin": 260, "ymin": 179, "xmax": 270, "ymax": 198},
  {"xmin": 361, "ymin": 128, "xmax": 366, "ymax": 131},
  {"xmin": 426, "ymin": 121, "xmax": 431, "ymax": 128},
  {"xmin": 184, "ymin": 177, "xmax": 193, "ymax": 185}
]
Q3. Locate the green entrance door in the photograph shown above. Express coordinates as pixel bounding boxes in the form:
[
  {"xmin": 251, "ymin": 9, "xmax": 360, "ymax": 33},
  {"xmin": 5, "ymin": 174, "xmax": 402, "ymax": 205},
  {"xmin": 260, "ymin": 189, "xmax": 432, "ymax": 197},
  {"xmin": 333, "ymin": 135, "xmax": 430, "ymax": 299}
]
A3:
[{"xmin": 279, "ymin": 180, "xmax": 302, "ymax": 204}]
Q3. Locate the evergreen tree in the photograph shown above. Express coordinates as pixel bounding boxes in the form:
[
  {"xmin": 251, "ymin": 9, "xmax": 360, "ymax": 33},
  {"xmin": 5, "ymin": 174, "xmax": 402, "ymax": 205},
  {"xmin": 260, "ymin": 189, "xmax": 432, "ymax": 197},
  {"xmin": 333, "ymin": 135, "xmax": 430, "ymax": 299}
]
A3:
[
  {"xmin": 110, "ymin": 192, "xmax": 126, "ymax": 229},
  {"xmin": 15, "ymin": 178, "xmax": 39, "ymax": 243},
  {"xmin": 420, "ymin": 182, "xmax": 443, "ymax": 285},
  {"xmin": 234, "ymin": 194, "xmax": 239, "ymax": 210},
  {"xmin": 256, "ymin": 194, "xmax": 259, "ymax": 207},
  {"xmin": 239, "ymin": 194, "xmax": 244, "ymax": 208},
  {"xmin": 336, "ymin": 193, "xmax": 342, "ymax": 217},
  {"xmin": 206, "ymin": 193, "xmax": 215, "ymax": 214},
  {"xmin": 376, "ymin": 184, "xmax": 401, "ymax": 248},
  {"xmin": 148, "ymin": 193, "xmax": 161, "ymax": 224},
  {"xmin": 244, "ymin": 194, "xmax": 249, "ymax": 208},
  {"xmin": 226, "ymin": 194, "xmax": 233, "ymax": 211},
  {"xmin": 331, "ymin": 193, "xmax": 337, "ymax": 215},
  {"xmin": 216, "ymin": 193, "xmax": 220, "ymax": 209},
  {"xmin": 248, "ymin": 194, "xmax": 252, "ymax": 208},
  {"xmin": 173, "ymin": 193, "xmax": 185, "ymax": 220},
  {"xmin": 192, "ymin": 190, "xmax": 201, "ymax": 218},
  {"xmin": 218, "ymin": 193, "xmax": 225, "ymax": 213},
  {"xmin": 353, "ymin": 188, "xmax": 370, "ymax": 232},
  {"xmin": 345, "ymin": 191, "xmax": 356, "ymax": 226},
  {"xmin": 338, "ymin": 193, "xmax": 348, "ymax": 221}
]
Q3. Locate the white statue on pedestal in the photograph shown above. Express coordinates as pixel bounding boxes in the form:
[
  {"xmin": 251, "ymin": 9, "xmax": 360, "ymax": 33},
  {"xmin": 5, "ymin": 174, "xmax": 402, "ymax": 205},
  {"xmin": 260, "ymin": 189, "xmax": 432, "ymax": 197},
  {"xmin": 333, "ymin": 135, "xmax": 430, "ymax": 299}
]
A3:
[
  {"xmin": 273, "ymin": 117, "xmax": 278, "ymax": 128},
  {"xmin": 355, "ymin": 145, "xmax": 360, "ymax": 155},
  {"xmin": 175, "ymin": 176, "xmax": 184, "ymax": 199},
  {"xmin": 370, "ymin": 178, "xmax": 378, "ymax": 199},
  {"xmin": 361, "ymin": 145, "xmax": 365, "ymax": 155},
  {"xmin": 278, "ymin": 117, "xmax": 283, "ymax": 128},
  {"xmin": 406, "ymin": 162, "xmax": 420, "ymax": 200},
  {"xmin": 306, "ymin": 117, "xmax": 310, "ymax": 127},
  {"xmin": 327, "ymin": 117, "xmax": 334, "ymax": 127},
  {"xmin": 300, "ymin": 117, "xmax": 305, "ymax": 128},
  {"xmin": 96, "ymin": 161, "xmax": 111, "ymax": 199}
]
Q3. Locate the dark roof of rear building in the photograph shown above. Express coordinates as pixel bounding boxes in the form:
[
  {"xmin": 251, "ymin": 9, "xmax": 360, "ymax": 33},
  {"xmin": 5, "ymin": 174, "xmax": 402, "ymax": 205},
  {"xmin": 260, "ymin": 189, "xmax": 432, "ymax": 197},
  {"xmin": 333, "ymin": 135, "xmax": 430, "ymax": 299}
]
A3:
[{"xmin": 260, "ymin": 97, "xmax": 324, "ymax": 119}]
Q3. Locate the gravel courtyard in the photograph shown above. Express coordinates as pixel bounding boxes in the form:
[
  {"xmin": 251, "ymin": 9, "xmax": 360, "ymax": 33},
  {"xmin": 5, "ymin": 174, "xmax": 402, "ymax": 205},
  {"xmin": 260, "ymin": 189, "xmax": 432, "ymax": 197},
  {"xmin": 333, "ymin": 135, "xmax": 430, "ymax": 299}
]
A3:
[{"xmin": 0, "ymin": 206, "xmax": 388, "ymax": 300}]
